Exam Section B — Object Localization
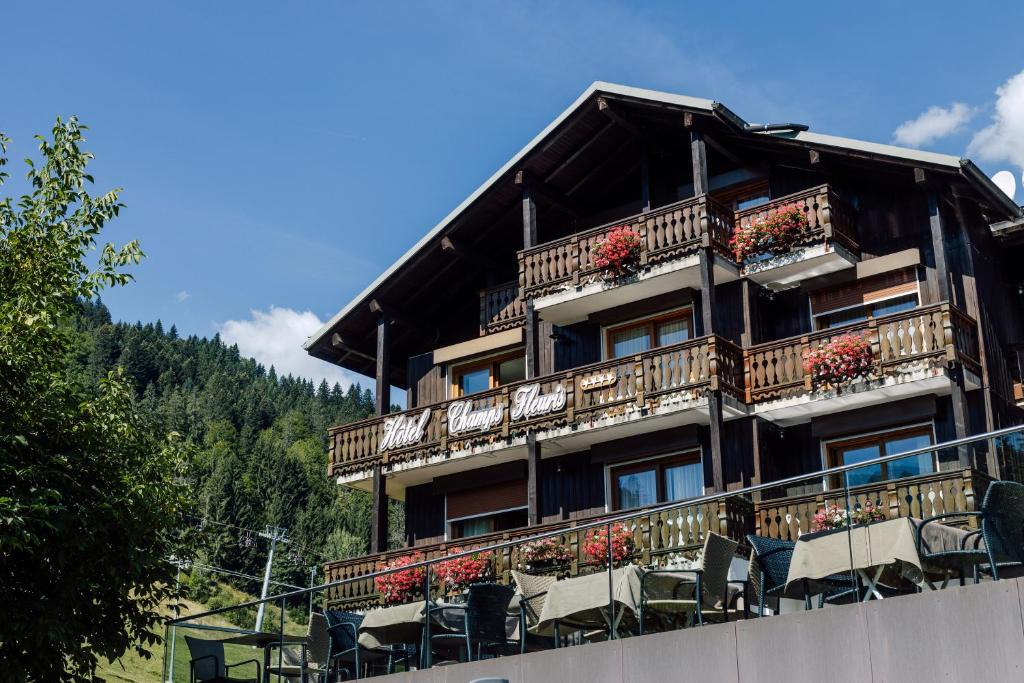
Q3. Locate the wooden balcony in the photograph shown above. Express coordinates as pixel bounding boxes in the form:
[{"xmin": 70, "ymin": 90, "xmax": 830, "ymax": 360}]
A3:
[
  {"xmin": 323, "ymin": 494, "xmax": 753, "ymax": 610},
  {"xmin": 517, "ymin": 195, "xmax": 736, "ymax": 324},
  {"xmin": 744, "ymin": 303, "xmax": 981, "ymax": 423},
  {"xmin": 479, "ymin": 281, "xmax": 525, "ymax": 336},
  {"xmin": 737, "ymin": 184, "xmax": 859, "ymax": 289},
  {"xmin": 754, "ymin": 468, "xmax": 994, "ymax": 541},
  {"xmin": 328, "ymin": 335, "xmax": 744, "ymax": 482}
]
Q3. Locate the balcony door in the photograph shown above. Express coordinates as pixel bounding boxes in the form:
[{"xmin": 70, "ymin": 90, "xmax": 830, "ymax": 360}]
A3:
[
  {"xmin": 609, "ymin": 451, "xmax": 703, "ymax": 510},
  {"xmin": 604, "ymin": 308, "xmax": 693, "ymax": 360},
  {"xmin": 825, "ymin": 425, "xmax": 934, "ymax": 489}
]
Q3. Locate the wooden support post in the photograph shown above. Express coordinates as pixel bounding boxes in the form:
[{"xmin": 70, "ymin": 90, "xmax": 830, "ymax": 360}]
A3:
[
  {"xmin": 949, "ymin": 365, "xmax": 972, "ymax": 468},
  {"xmin": 708, "ymin": 391, "xmax": 725, "ymax": 493},
  {"xmin": 699, "ymin": 247, "xmax": 716, "ymax": 336},
  {"xmin": 527, "ymin": 433, "xmax": 541, "ymax": 526},
  {"xmin": 375, "ymin": 314, "xmax": 391, "ymax": 416},
  {"xmin": 750, "ymin": 417, "xmax": 764, "ymax": 502},
  {"xmin": 522, "ymin": 184, "xmax": 538, "ymax": 250},
  {"xmin": 525, "ymin": 300, "xmax": 540, "ymax": 380},
  {"xmin": 741, "ymin": 280, "xmax": 757, "ymax": 346},
  {"xmin": 690, "ymin": 131, "xmax": 708, "ymax": 197},
  {"xmin": 370, "ymin": 463, "xmax": 388, "ymax": 553},
  {"xmin": 927, "ymin": 192, "xmax": 952, "ymax": 303},
  {"xmin": 640, "ymin": 142, "xmax": 651, "ymax": 212}
]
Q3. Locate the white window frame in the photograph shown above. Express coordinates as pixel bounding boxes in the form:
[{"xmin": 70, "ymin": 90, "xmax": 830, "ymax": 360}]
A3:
[
  {"xmin": 445, "ymin": 504, "xmax": 529, "ymax": 540},
  {"xmin": 599, "ymin": 305, "xmax": 695, "ymax": 362},
  {"xmin": 446, "ymin": 347, "xmax": 526, "ymax": 399},
  {"xmin": 809, "ymin": 282, "xmax": 922, "ymax": 332},
  {"xmin": 819, "ymin": 421, "xmax": 935, "ymax": 491},
  {"xmin": 602, "ymin": 448, "xmax": 705, "ymax": 512}
]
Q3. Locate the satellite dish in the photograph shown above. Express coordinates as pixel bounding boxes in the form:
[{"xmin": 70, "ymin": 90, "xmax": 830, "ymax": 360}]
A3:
[{"xmin": 992, "ymin": 170, "xmax": 1016, "ymax": 200}]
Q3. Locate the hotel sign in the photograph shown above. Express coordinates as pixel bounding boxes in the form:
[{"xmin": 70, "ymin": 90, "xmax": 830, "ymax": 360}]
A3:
[
  {"xmin": 511, "ymin": 383, "xmax": 566, "ymax": 420},
  {"xmin": 379, "ymin": 409, "xmax": 431, "ymax": 451},
  {"xmin": 448, "ymin": 400, "xmax": 504, "ymax": 435}
]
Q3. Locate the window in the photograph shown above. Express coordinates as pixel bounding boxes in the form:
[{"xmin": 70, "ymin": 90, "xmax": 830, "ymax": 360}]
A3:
[
  {"xmin": 450, "ymin": 351, "xmax": 525, "ymax": 397},
  {"xmin": 449, "ymin": 509, "xmax": 528, "ymax": 539},
  {"xmin": 446, "ymin": 479, "xmax": 528, "ymax": 539},
  {"xmin": 610, "ymin": 452, "xmax": 703, "ymax": 510},
  {"xmin": 714, "ymin": 179, "xmax": 770, "ymax": 211},
  {"xmin": 811, "ymin": 268, "xmax": 920, "ymax": 331},
  {"xmin": 605, "ymin": 309, "xmax": 693, "ymax": 359},
  {"xmin": 825, "ymin": 425, "xmax": 934, "ymax": 489}
]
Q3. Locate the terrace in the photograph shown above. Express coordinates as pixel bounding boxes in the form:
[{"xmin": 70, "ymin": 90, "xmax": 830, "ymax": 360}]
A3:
[{"xmin": 165, "ymin": 426, "xmax": 1024, "ymax": 682}]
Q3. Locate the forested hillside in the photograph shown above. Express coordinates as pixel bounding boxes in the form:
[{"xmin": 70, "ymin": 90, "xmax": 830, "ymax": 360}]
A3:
[{"xmin": 71, "ymin": 298, "xmax": 393, "ymax": 592}]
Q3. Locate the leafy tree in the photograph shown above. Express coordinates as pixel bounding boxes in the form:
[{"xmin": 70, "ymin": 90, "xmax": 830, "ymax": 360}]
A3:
[{"xmin": 0, "ymin": 119, "xmax": 193, "ymax": 680}]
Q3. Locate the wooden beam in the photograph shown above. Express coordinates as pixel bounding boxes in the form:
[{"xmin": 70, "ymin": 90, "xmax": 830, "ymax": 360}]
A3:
[
  {"xmin": 707, "ymin": 391, "xmax": 725, "ymax": 493},
  {"xmin": 369, "ymin": 299, "xmax": 434, "ymax": 335},
  {"xmin": 597, "ymin": 96, "xmax": 644, "ymax": 138},
  {"xmin": 521, "ymin": 184, "xmax": 538, "ymax": 248},
  {"xmin": 370, "ymin": 464, "xmax": 388, "ymax": 553},
  {"xmin": 927, "ymin": 192, "xmax": 952, "ymax": 302},
  {"xmin": 527, "ymin": 434, "xmax": 541, "ymax": 525},
  {"xmin": 704, "ymin": 133, "xmax": 744, "ymax": 167},
  {"xmin": 691, "ymin": 131, "xmax": 709, "ymax": 196},
  {"xmin": 524, "ymin": 300, "xmax": 540, "ymax": 379},
  {"xmin": 375, "ymin": 315, "xmax": 390, "ymax": 415},
  {"xmin": 441, "ymin": 235, "xmax": 504, "ymax": 271},
  {"xmin": 914, "ymin": 167, "xmax": 928, "ymax": 185},
  {"xmin": 544, "ymin": 119, "xmax": 616, "ymax": 183},
  {"xmin": 330, "ymin": 332, "xmax": 376, "ymax": 363},
  {"xmin": 566, "ymin": 137, "xmax": 635, "ymax": 196},
  {"xmin": 809, "ymin": 149, "xmax": 821, "ymax": 166},
  {"xmin": 699, "ymin": 248, "xmax": 716, "ymax": 335},
  {"xmin": 640, "ymin": 142, "xmax": 651, "ymax": 212},
  {"xmin": 516, "ymin": 169, "xmax": 582, "ymax": 218}
]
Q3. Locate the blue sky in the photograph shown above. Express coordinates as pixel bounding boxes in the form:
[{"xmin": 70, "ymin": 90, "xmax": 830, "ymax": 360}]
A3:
[{"xmin": 3, "ymin": 1, "xmax": 1023, "ymax": 389}]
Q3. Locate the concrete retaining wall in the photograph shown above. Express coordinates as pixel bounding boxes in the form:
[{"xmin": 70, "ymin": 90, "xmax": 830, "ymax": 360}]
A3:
[{"xmin": 372, "ymin": 577, "xmax": 1024, "ymax": 682}]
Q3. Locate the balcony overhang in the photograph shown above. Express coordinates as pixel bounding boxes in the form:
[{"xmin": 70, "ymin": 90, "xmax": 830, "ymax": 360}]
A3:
[
  {"xmin": 535, "ymin": 253, "xmax": 739, "ymax": 326},
  {"xmin": 742, "ymin": 241, "xmax": 857, "ymax": 291}
]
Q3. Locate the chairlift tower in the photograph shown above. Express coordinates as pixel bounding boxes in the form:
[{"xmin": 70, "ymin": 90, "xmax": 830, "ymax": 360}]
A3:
[{"xmin": 254, "ymin": 525, "xmax": 289, "ymax": 631}]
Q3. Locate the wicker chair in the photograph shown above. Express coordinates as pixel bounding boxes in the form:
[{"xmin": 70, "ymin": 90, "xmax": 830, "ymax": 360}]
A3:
[
  {"xmin": 265, "ymin": 612, "xmax": 331, "ymax": 682},
  {"xmin": 426, "ymin": 583, "xmax": 516, "ymax": 666},
  {"xmin": 638, "ymin": 532, "xmax": 739, "ymax": 633},
  {"xmin": 510, "ymin": 570, "xmax": 557, "ymax": 653},
  {"xmin": 324, "ymin": 610, "xmax": 402, "ymax": 680},
  {"xmin": 183, "ymin": 636, "xmax": 260, "ymax": 683},
  {"xmin": 916, "ymin": 480, "xmax": 1024, "ymax": 582},
  {"xmin": 746, "ymin": 535, "xmax": 856, "ymax": 615}
]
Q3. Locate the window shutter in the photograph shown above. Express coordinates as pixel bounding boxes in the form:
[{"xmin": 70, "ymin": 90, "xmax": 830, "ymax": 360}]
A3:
[
  {"xmin": 810, "ymin": 268, "xmax": 917, "ymax": 315},
  {"xmin": 446, "ymin": 479, "xmax": 527, "ymax": 520}
]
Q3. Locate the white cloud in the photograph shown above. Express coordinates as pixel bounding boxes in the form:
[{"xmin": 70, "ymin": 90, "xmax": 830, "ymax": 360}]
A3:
[
  {"xmin": 218, "ymin": 306, "xmax": 359, "ymax": 388},
  {"xmin": 892, "ymin": 102, "xmax": 975, "ymax": 147},
  {"xmin": 176, "ymin": 290, "xmax": 191, "ymax": 302},
  {"xmin": 968, "ymin": 70, "xmax": 1024, "ymax": 173}
]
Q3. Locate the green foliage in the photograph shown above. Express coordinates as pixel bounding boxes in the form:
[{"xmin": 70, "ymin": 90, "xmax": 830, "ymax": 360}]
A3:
[{"xmin": 0, "ymin": 119, "xmax": 192, "ymax": 681}]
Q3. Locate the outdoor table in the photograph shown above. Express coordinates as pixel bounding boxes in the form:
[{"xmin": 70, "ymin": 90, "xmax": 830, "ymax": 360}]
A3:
[
  {"xmin": 786, "ymin": 517, "xmax": 978, "ymax": 602},
  {"xmin": 216, "ymin": 631, "xmax": 310, "ymax": 683},
  {"xmin": 534, "ymin": 564, "xmax": 643, "ymax": 638}
]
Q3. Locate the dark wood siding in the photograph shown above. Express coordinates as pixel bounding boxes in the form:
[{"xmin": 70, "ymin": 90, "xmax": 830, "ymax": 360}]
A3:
[
  {"xmin": 407, "ymin": 351, "xmax": 444, "ymax": 408},
  {"xmin": 539, "ymin": 451, "xmax": 606, "ymax": 523},
  {"xmin": 552, "ymin": 321, "xmax": 601, "ymax": 372},
  {"xmin": 404, "ymin": 483, "xmax": 445, "ymax": 547}
]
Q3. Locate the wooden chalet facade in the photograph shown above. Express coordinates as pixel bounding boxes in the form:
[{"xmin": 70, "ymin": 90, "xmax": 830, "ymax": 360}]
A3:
[{"xmin": 304, "ymin": 83, "xmax": 1024, "ymax": 608}]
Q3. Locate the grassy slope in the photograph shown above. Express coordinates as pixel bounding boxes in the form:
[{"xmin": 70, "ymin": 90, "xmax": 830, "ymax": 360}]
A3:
[{"xmin": 97, "ymin": 585, "xmax": 307, "ymax": 683}]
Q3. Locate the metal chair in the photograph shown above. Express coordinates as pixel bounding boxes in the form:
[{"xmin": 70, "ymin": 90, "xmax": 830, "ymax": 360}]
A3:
[
  {"xmin": 510, "ymin": 570, "xmax": 557, "ymax": 653},
  {"xmin": 324, "ymin": 610, "xmax": 401, "ymax": 680},
  {"xmin": 427, "ymin": 583, "xmax": 516, "ymax": 665},
  {"xmin": 746, "ymin": 534, "xmax": 856, "ymax": 615},
  {"xmin": 917, "ymin": 480, "xmax": 1024, "ymax": 583},
  {"xmin": 265, "ymin": 611, "xmax": 331, "ymax": 682},
  {"xmin": 183, "ymin": 635, "xmax": 260, "ymax": 683},
  {"xmin": 638, "ymin": 531, "xmax": 739, "ymax": 633}
]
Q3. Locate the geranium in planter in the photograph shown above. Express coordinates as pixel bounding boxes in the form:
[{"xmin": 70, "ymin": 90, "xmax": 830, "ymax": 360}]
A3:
[
  {"xmin": 804, "ymin": 334, "xmax": 873, "ymax": 388},
  {"xmin": 582, "ymin": 523, "xmax": 635, "ymax": 566},
  {"xmin": 730, "ymin": 206, "xmax": 809, "ymax": 262},
  {"xmin": 435, "ymin": 548, "xmax": 495, "ymax": 594},
  {"xmin": 518, "ymin": 537, "xmax": 573, "ymax": 571},
  {"xmin": 375, "ymin": 552, "xmax": 426, "ymax": 605},
  {"xmin": 812, "ymin": 502, "xmax": 886, "ymax": 532},
  {"xmin": 593, "ymin": 226, "xmax": 642, "ymax": 278}
]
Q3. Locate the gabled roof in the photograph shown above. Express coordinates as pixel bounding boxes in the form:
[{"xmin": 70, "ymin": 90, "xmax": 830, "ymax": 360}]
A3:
[{"xmin": 306, "ymin": 81, "xmax": 1022, "ymax": 359}]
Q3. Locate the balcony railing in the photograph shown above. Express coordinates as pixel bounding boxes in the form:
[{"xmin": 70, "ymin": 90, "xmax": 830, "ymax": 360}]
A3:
[
  {"xmin": 323, "ymin": 494, "xmax": 753, "ymax": 609},
  {"xmin": 744, "ymin": 303, "xmax": 980, "ymax": 405},
  {"xmin": 734, "ymin": 183, "xmax": 858, "ymax": 261},
  {"xmin": 328, "ymin": 335, "xmax": 744, "ymax": 479},
  {"xmin": 479, "ymin": 281, "xmax": 525, "ymax": 335},
  {"xmin": 517, "ymin": 195, "xmax": 734, "ymax": 299},
  {"xmin": 754, "ymin": 468, "xmax": 994, "ymax": 541}
]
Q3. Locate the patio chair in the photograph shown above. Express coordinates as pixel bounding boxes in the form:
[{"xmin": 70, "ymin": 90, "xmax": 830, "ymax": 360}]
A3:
[
  {"xmin": 510, "ymin": 569, "xmax": 557, "ymax": 653},
  {"xmin": 265, "ymin": 611, "xmax": 331, "ymax": 682},
  {"xmin": 324, "ymin": 609, "xmax": 405, "ymax": 680},
  {"xmin": 916, "ymin": 480, "xmax": 1024, "ymax": 583},
  {"xmin": 183, "ymin": 635, "xmax": 260, "ymax": 683},
  {"xmin": 427, "ymin": 582, "xmax": 516, "ymax": 665},
  {"xmin": 638, "ymin": 532, "xmax": 739, "ymax": 634},
  {"xmin": 745, "ymin": 535, "xmax": 857, "ymax": 616}
]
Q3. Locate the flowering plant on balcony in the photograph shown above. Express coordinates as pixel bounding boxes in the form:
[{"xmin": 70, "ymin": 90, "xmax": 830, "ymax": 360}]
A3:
[
  {"xmin": 729, "ymin": 206, "xmax": 809, "ymax": 261},
  {"xmin": 582, "ymin": 523, "xmax": 635, "ymax": 566},
  {"xmin": 593, "ymin": 226, "xmax": 643, "ymax": 278},
  {"xmin": 804, "ymin": 334, "xmax": 873, "ymax": 387},
  {"xmin": 518, "ymin": 537, "xmax": 573, "ymax": 569},
  {"xmin": 812, "ymin": 502, "xmax": 887, "ymax": 532},
  {"xmin": 435, "ymin": 548, "xmax": 495, "ymax": 592},
  {"xmin": 375, "ymin": 552, "xmax": 426, "ymax": 605}
]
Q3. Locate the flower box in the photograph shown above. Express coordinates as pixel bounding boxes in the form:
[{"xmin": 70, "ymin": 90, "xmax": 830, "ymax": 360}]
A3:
[
  {"xmin": 730, "ymin": 206, "xmax": 809, "ymax": 262},
  {"xmin": 518, "ymin": 537, "xmax": 573, "ymax": 573},
  {"xmin": 812, "ymin": 502, "xmax": 886, "ymax": 532},
  {"xmin": 582, "ymin": 523, "xmax": 635, "ymax": 566},
  {"xmin": 375, "ymin": 552, "xmax": 426, "ymax": 605},
  {"xmin": 435, "ymin": 548, "xmax": 495, "ymax": 593},
  {"xmin": 593, "ymin": 227, "xmax": 642, "ymax": 278},
  {"xmin": 804, "ymin": 334, "xmax": 873, "ymax": 388}
]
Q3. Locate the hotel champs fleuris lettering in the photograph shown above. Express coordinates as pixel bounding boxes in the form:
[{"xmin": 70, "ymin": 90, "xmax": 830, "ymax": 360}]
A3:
[
  {"xmin": 379, "ymin": 409, "xmax": 431, "ymax": 451},
  {"xmin": 510, "ymin": 382, "xmax": 566, "ymax": 420},
  {"xmin": 447, "ymin": 400, "xmax": 504, "ymax": 435}
]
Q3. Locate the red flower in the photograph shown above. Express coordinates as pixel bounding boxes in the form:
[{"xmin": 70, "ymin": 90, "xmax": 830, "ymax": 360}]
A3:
[
  {"xmin": 435, "ymin": 548, "xmax": 494, "ymax": 591},
  {"xmin": 593, "ymin": 227, "xmax": 642, "ymax": 278},
  {"xmin": 582, "ymin": 523, "xmax": 635, "ymax": 566},
  {"xmin": 375, "ymin": 552, "xmax": 426, "ymax": 605},
  {"xmin": 729, "ymin": 206, "xmax": 808, "ymax": 261},
  {"xmin": 804, "ymin": 334, "xmax": 873, "ymax": 387}
]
